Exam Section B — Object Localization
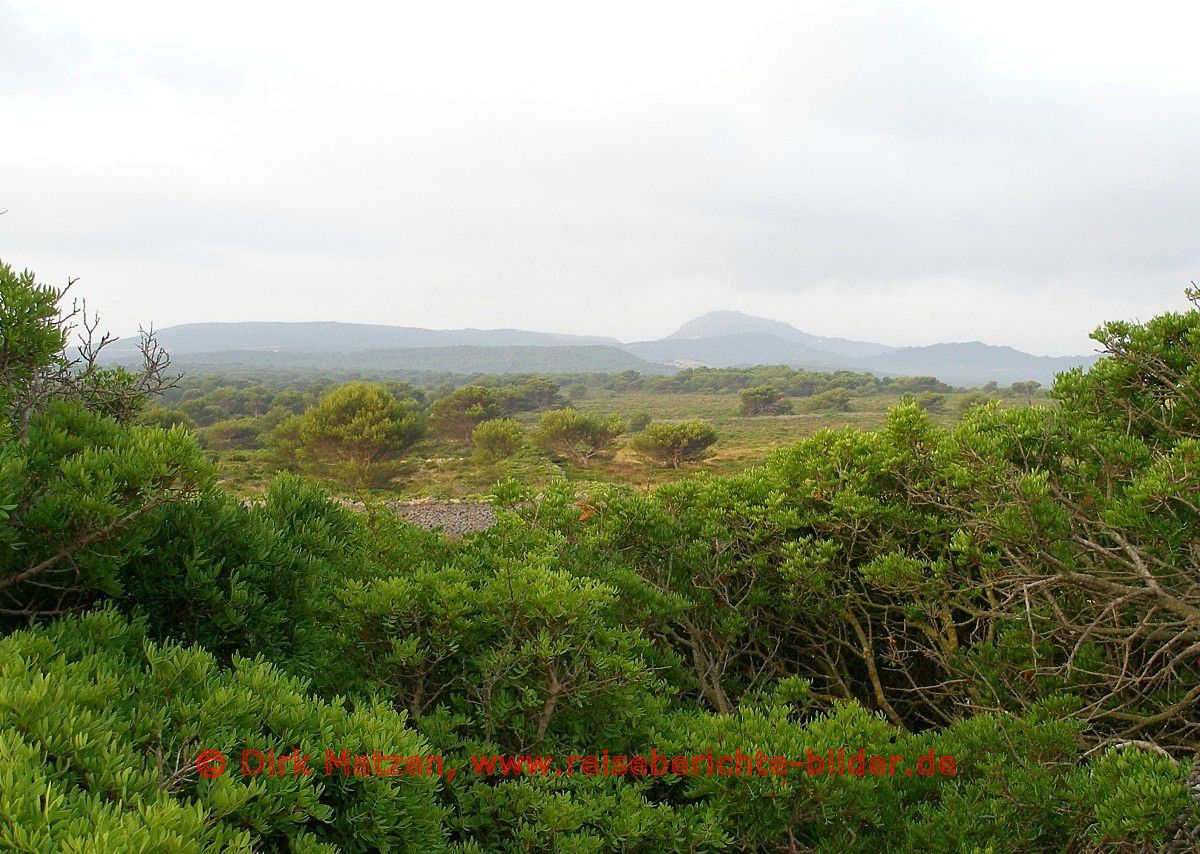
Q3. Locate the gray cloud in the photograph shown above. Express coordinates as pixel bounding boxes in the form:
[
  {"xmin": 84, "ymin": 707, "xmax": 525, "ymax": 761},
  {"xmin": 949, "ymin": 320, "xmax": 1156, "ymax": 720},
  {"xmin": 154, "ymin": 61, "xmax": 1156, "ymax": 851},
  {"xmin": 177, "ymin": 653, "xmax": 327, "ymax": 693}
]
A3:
[{"xmin": 2, "ymin": 0, "xmax": 1197, "ymax": 354}]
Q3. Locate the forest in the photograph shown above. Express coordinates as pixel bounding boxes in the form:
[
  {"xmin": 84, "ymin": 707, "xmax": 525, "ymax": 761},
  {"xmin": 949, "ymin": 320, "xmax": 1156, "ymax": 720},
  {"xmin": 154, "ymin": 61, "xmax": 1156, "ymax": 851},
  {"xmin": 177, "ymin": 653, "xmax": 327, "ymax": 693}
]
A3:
[{"xmin": 2, "ymin": 258, "xmax": 1199, "ymax": 851}]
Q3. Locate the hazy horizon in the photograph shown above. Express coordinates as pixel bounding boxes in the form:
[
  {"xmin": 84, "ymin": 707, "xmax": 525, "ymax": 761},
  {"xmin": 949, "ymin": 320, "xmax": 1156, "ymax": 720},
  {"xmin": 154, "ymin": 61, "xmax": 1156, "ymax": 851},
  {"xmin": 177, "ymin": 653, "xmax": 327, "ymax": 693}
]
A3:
[
  {"xmin": 4, "ymin": 0, "xmax": 1198, "ymax": 357},
  {"xmin": 129, "ymin": 309, "xmax": 1108, "ymax": 357}
]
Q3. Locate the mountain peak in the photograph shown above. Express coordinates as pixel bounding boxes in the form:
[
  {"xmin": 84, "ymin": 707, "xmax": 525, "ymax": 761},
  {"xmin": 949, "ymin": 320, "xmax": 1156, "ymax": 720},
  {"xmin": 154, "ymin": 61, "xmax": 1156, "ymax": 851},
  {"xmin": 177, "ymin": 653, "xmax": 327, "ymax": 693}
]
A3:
[
  {"xmin": 666, "ymin": 310, "xmax": 809, "ymax": 341},
  {"xmin": 665, "ymin": 310, "xmax": 894, "ymax": 360}
]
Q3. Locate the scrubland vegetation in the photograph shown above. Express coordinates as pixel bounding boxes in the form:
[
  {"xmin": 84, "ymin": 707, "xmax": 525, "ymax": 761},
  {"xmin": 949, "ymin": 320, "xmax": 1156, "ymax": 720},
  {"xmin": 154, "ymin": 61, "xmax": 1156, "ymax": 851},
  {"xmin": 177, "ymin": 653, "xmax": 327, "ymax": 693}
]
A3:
[
  {"xmin": 3, "ymin": 258, "xmax": 1199, "ymax": 851},
  {"xmin": 141, "ymin": 352, "xmax": 1043, "ymax": 497}
]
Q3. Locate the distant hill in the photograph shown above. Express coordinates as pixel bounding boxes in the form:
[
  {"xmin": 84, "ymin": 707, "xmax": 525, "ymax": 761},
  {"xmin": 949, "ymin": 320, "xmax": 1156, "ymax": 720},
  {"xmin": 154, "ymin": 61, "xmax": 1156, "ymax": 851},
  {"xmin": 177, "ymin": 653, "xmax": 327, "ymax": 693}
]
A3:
[
  {"xmin": 626, "ymin": 332, "xmax": 843, "ymax": 369},
  {"xmin": 108, "ymin": 321, "xmax": 620, "ymax": 354},
  {"xmin": 664, "ymin": 310, "xmax": 894, "ymax": 359},
  {"xmin": 106, "ymin": 311, "xmax": 1099, "ymax": 385},
  {"xmin": 147, "ymin": 344, "xmax": 664, "ymax": 375},
  {"xmin": 630, "ymin": 312, "xmax": 1096, "ymax": 384},
  {"xmin": 850, "ymin": 342, "xmax": 1099, "ymax": 386}
]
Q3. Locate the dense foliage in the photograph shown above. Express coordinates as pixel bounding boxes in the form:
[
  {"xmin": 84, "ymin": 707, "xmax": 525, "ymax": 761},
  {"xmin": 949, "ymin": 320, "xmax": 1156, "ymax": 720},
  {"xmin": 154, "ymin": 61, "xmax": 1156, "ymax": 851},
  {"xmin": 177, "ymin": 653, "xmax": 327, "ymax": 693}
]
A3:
[
  {"xmin": 472, "ymin": 418, "xmax": 524, "ymax": 459},
  {"xmin": 2, "ymin": 261, "xmax": 1198, "ymax": 851},
  {"xmin": 283, "ymin": 382, "xmax": 425, "ymax": 485},
  {"xmin": 629, "ymin": 419, "xmax": 719, "ymax": 467},
  {"xmin": 429, "ymin": 386, "xmax": 505, "ymax": 442},
  {"xmin": 738, "ymin": 385, "xmax": 793, "ymax": 417},
  {"xmin": 536, "ymin": 408, "xmax": 627, "ymax": 467}
]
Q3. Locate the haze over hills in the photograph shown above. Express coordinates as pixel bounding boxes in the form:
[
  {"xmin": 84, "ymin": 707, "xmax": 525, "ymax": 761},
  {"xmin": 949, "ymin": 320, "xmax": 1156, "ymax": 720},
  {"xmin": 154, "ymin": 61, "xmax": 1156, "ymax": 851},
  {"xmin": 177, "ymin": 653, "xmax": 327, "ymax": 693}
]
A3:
[
  {"xmin": 156, "ymin": 344, "xmax": 654, "ymax": 375},
  {"xmin": 851, "ymin": 341, "xmax": 1096, "ymax": 387},
  {"xmin": 632, "ymin": 311, "xmax": 1098, "ymax": 385},
  {"xmin": 662, "ymin": 310, "xmax": 895, "ymax": 359},
  {"xmin": 109, "ymin": 310, "xmax": 1099, "ymax": 386},
  {"xmin": 124, "ymin": 320, "xmax": 622, "ymax": 352}
]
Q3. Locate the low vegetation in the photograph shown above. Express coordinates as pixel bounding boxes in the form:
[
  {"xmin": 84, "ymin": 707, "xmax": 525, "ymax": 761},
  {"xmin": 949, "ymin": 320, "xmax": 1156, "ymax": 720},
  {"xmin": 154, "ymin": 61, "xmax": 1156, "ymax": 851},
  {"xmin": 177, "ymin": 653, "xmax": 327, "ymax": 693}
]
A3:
[
  {"xmin": 144, "ymin": 358, "xmax": 1052, "ymax": 498},
  {"xmin": 738, "ymin": 384, "xmax": 794, "ymax": 416},
  {"xmin": 472, "ymin": 417, "xmax": 523, "ymax": 459},
  {"xmin": 629, "ymin": 419, "xmax": 719, "ymax": 467},
  {"xmin": 7, "ymin": 258, "xmax": 1197, "ymax": 850},
  {"xmin": 536, "ymin": 407, "xmax": 627, "ymax": 466},
  {"xmin": 287, "ymin": 381, "xmax": 425, "ymax": 485}
]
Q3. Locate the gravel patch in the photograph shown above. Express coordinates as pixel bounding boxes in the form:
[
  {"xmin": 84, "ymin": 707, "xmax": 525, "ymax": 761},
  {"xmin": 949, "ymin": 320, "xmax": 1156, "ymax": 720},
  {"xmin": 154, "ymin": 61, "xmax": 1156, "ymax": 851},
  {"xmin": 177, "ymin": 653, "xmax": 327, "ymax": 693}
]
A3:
[
  {"xmin": 391, "ymin": 500, "xmax": 497, "ymax": 536},
  {"xmin": 329, "ymin": 496, "xmax": 498, "ymax": 536}
]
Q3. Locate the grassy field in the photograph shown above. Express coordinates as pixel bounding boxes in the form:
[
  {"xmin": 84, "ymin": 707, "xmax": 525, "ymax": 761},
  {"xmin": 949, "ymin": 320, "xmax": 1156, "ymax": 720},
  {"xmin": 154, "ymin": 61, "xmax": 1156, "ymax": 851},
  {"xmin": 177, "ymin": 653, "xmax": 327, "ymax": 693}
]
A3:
[{"xmin": 205, "ymin": 389, "xmax": 1028, "ymax": 499}]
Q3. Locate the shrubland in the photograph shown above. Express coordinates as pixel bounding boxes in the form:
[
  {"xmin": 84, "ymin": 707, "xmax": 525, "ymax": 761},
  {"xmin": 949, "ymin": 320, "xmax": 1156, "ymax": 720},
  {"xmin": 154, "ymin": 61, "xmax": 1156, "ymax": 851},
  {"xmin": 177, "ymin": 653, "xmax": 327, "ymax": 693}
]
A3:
[
  {"xmin": 1, "ymin": 258, "xmax": 1198, "ymax": 851},
  {"xmin": 149, "ymin": 355, "xmax": 1052, "ymax": 496}
]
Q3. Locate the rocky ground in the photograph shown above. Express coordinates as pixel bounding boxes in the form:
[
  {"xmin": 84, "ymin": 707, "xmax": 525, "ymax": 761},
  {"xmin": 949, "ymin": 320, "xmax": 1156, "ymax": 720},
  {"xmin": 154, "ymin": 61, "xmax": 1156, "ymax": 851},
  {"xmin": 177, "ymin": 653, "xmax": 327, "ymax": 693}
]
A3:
[
  {"xmin": 330, "ymin": 496, "xmax": 498, "ymax": 536},
  {"xmin": 391, "ymin": 499, "xmax": 497, "ymax": 536}
]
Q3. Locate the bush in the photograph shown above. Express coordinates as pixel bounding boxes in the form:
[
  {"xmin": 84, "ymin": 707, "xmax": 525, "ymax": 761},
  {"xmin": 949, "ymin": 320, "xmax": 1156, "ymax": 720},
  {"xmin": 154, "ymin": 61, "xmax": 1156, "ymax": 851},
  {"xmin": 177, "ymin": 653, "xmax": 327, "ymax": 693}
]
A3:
[
  {"xmin": 295, "ymin": 382, "xmax": 424, "ymax": 486},
  {"xmin": 912, "ymin": 391, "xmax": 946, "ymax": 413},
  {"xmin": 739, "ymin": 385, "xmax": 793, "ymax": 416},
  {"xmin": 804, "ymin": 387, "xmax": 852, "ymax": 411},
  {"xmin": 0, "ymin": 609, "xmax": 446, "ymax": 851},
  {"xmin": 0, "ymin": 401, "xmax": 210, "ymax": 624},
  {"xmin": 956, "ymin": 390, "xmax": 997, "ymax": 414},
  {"xmin": 267, "ymin": 412, "xmax": 304, "ymax": 468},
  {"xmin": 536, "ymin": 408, "xmax": 625, "ymax": 466},
  {"xmin": 117, "ymin": 475, "xmax": 365, "ymax": 666},
  {"xmin": 137, "ymin": 405, "xmax": 193, "ymax": 430},
  {"xmin": 1007, "ymin": 380, "xmax": 1042, "ymax": 403},
  {"xmin": 0, "ymin": 261, "xmax": 172, "ymax": 424},
  {"xmin": 628, "ymin": 410, "xmax": 652, "ymax": 432},
  {"xmin": 630, "ymin": 419, "xmax": 718, "ymax": 467},
  {"xmin": 200, "ymin": 416, "xmax": 263, "ymax": 450},
  {"xmin": 429, "ymin": 385, "xmax": 503, "ymax": 441},
  {"xmin": 498, "ymin": 377, "xmax": 563, "ymax": 412},
  {"xmin": 332, "ymin": 546, "xmax": 666, "ymax": 751},
  {"xmin": 472, "ymin": 417, "xmax": 523, "ymax": 459}
]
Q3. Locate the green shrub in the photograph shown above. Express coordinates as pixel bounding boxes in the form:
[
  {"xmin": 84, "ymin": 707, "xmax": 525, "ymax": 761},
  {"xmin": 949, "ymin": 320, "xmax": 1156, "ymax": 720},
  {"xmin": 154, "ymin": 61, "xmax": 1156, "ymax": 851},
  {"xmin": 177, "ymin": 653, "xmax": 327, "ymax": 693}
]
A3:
[
  {"xmin": 803, "ymin": 387, "xmax": 852, "ymax": 411},
  {"xmin": 630, "ymin": 419, "xmax": 718, "ymax": 467},
  {"xmin": 956, "ymin": 390, "xmax": 997, "ymax": 414},
  {"xmin": 118, "ymin": 475, "xmax": 365, "ymax": 667},
  {"xmin": 137, "ymin": 405, "xmax": 194, "ymax": 430},
  {"xmin": 429, "ymin": 386, "xmax": 503, "ymax": 441},
  {"xmin": 0, "ymin": 608, "xmax": 446, "ymax": 852},
  {"xmin": 0, "ymin": 402, "xmax": 210, "ymax": 624},
  {"xmin": 911, "ymin": 391, "xmax": 946, "ymax": 413},
  {"xmin": 472, "ymin": 418, "xmax": 523, "ymax": 459},
  {"xmin": 738, "ymin": 385, "xmax": 793, "ymax": 416},
  {"xmin": 627, "ymin": 410, "xmax": 652, "ymax": 432},
  {"xmin": 200, "ymin": 416, "xmax": 263, "ymax": 450},
  {"xmin": 536, "ymin": 408, "xmax": 626, "ymax": 466},
  {"xmin": 295, "ymin": 382, "xmax": 425, "ymax": 486}
]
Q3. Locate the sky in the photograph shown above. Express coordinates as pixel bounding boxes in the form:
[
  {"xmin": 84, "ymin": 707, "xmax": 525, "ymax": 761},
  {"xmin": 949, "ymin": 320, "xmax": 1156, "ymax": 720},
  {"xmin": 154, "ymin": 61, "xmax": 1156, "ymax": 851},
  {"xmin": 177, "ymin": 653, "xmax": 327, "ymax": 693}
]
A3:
[{"xmin": 2, "ymin": 0, "xmax": 1197, "ymax": 356}]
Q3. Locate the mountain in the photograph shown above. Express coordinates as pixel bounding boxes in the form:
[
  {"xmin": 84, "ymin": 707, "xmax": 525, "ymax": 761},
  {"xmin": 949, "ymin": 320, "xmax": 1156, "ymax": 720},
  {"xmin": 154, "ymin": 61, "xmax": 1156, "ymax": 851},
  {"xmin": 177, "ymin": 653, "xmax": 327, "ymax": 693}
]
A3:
[
  {"xmin": 626, "ymin": 332, "xmax": 843, "ymax": 369},
  {"xmin": 128, "ymin": 344, "xmax": 663, "ymax": 375},
  {"xmin": 639, "ymin": 311, "xmax": 1096, "ymax": 385},
  {"xmin": 664, "ymin": 310, "xmax": 894, "ymax": 359},
  {"xmin": 107, "ymin": 321, "xmax": 620, "ymax": 354},
  {"xmin": 850, "ymin": 342, "xmax": 1099, "ymax": 386},
  {"xmin": 105, "ymin": 312, "xmax": 1098, "ymax": 385}
]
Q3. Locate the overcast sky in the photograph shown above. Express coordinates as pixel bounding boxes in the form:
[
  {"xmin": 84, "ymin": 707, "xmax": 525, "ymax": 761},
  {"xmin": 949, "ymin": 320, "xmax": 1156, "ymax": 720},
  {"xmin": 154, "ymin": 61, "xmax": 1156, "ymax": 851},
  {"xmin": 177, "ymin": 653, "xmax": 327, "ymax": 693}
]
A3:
[{"xmin": 3, "ymin": 1, "xmax": 1197, "ymax": 355}]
